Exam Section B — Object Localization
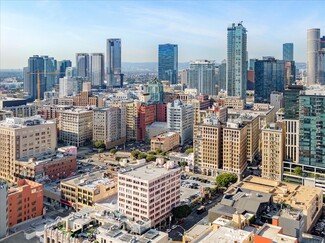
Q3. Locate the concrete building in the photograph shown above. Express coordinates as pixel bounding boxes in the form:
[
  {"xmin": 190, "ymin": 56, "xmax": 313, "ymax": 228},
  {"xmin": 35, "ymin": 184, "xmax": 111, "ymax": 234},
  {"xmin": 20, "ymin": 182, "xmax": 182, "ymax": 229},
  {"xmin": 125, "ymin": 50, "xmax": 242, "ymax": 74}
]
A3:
[
  {"xmin": 146, "ymin": 122, "xmax": 169, "ymax": 140},
  {"xmin": 284, "ymin": 119, "xmax": 299, "ymax": 163},
  {"xmin": 167, "ymin": 100, "xmax": 193, "ymax": 145},
  {"xmin": 0, "ymin": 116, "xmax": 57, "ymax": 182},
  {"xmin": 0, "ymin": 110, "xmax": 12, "ymax": 121},
  {"xmin": 224, "ymin": 96, "xmax": 245, "ymax": 110},
  {"xmin": 8, "ymin": 179, "xmax": 43, "ymax": 227},
  {"xmin": 261, "ymin": 123, "xmax": 284, "ymax": 181},
  {"xmin": 72, "ymin": 91, "xmax": 102, "ymax": 107},
  {"xmin": 60, "ymin": 171, "xmax": 117, "ymax": 210},
  {"xmin": 90, "ymin": 53, "xmax": 105, "ymax": 88},
  {"xmin": 270, "ymin": 91, "xmax": 284, "ymax": 112},
  {"xmin": 222, "ymin": 120, "xmax": 247, "ymax": 175},
  {"xmin": 307, "ymin": 28, "xmax": 320, "ymax": 86},
  {"xmin": 118, "ymin": 162, "xmax": 181, "ymax": 226},
  {"xmin": 93, "ymin": 107, "xmax": 126, "ymax": 149},
  {"xmin": 226, "ymin": 176, "xmax": 323, "ymax": 232},
  {"xmin": 125, "ymin": 101, "xmax": 139, "ymax": 141},
  {"xmin": 59, "ymin": 109, "xmax": 93, "ymax": 147},
  {"xmin": 255, "ymin": 223, "xmax": 298, "ymax": 243},
  {"xmin": 150, "ymin": 131, "xmax": 180, "ymax": 152},
  {"xmin": 76, "ymin": 53, "xmax": 89, "ymax": 79},
  {"xmin": 14, "ymin": 152, "xmax": 76, "ymax": 182},
  {"xmin": 0, "ymin": 182, "xmax": 8, "ymax": 239},
  {"xmin": 194, "ymin": 116, "xmax": 221, "ymax": 176}
]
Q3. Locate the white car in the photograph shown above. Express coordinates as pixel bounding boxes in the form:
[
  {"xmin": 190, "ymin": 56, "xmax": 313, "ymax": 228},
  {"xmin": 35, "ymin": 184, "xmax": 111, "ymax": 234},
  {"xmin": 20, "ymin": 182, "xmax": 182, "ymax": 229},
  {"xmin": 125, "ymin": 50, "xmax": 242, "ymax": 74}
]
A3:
[
  {"xmin": 171, "ymin": 225, "xmax": 177, "ymax": 230},
  {"xmin": 166, "ymin": 229, "xmax": 171, "ymax": 233}
]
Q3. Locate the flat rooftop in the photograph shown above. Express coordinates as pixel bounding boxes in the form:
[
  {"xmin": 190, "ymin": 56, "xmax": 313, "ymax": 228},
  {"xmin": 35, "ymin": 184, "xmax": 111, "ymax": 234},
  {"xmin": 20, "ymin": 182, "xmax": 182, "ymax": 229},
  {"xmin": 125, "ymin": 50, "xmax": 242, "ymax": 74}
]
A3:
[
  {"xmin": 256, "ymin": 224, "xmax": 281, "ymax": 238},
  {"xmin": 0, "ymin": 115, "xmax": 54, "ymax": 129},
  {"xmin": 120, "ymin": 163, "xmax": 180, "ymax": 181},
  {"xmin": 16, "ymin": 152, "xmax": 75, "ymax": 164},
  {"xmin": 200, "ymin": 226, "xmax": 251, "ymax": 243},
  {"xmin": 61, "ymin": 108, "xmax": 93, "ymax": 114},
  {"xmin": 152, "ymin": 131, "xmax": 178, "ymax": 139}
]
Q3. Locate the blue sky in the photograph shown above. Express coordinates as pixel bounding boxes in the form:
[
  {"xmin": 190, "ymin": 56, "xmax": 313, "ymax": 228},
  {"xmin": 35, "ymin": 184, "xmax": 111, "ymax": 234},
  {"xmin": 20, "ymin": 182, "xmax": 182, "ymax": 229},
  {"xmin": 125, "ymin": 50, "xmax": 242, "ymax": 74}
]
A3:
[{"xmin": 1, "ymin": 0, "xmax": 325, "ymax": 69}]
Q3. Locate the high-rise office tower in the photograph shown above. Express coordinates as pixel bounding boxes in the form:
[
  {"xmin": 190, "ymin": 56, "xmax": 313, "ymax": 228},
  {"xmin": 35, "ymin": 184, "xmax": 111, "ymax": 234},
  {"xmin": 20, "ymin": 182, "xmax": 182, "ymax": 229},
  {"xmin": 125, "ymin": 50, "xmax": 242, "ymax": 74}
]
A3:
[
  {"xmin": 307, "ymin": 28, "xmax": 320, "ymax": 86},
  {"xmin": 58, "ymin": 60, "xmax": 72, "ymax": 80},
  {"xmin": 76, "ymin": 53, "xmax": 90, "ymax": 79},
  {"xmin": 43, "ymin": 56, "xmax": 57, "ymax": 91},
  {"xmin": 284, "ymin": 61, "xmax": 296, "ymax": 87},
  {"xmin": 188, "ymin": 60, "xmax": 217, "ymax": 95},
  {"xmin": 226, "ymin": 22, "xmax": 247, "ymax": 100},
  {"xmin": 218, "ymin": 60, "xmax": 227, "ymax": 91},
  {"xmin": 25, "ymin": 55, "xmax": 45, "ymax": 100},
  {"xmin": 283, "ymin": 43, "xmax": 294, "ymax": 61},
  {"xmin": 106, "ymin": 38, "xmax": 123, "ymax": 87},
  {"xmin": 180, "ymin": 69, "xmax": 189, "ymax": 87},
  {"xmin": 158, "ymin": 44, "xmax": 178, "ymax": 85},
  {"xmin": 90, "ymin": 53, "xmax": 105, "ymax": 88},
  {"xmin": 254, "ymin": 58, "xmax": 285, "ymax": 103}
]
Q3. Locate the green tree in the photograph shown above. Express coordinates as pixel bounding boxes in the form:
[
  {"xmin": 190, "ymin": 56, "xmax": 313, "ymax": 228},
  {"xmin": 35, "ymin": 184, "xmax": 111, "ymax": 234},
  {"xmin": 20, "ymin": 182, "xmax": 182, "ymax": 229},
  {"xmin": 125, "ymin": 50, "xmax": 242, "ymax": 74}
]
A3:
[
  {"xmin": 155, "ymin": 148, "xmax": 163, "ymax": 155},
  {"xmin": 146, "ymin": 154, "xmax": 156, "ymax": 162},
  {"xmin": 131, "ymin": 150, "xmax": 140, "ymax": 159},
  {"xmin": 148, "ymin": 150, "xmax": 156, "ymax": 155},
  {"xmin": 215, "ymin": 173, "xmax": 237, "ymax": 188},
  {"xmin": 109, "ymin": 148, "xmax": 117, "ymax": 154},
  {"xmin": 172, "ymin": 205, "xmax": 192, "ymax": 219},
  {"xmin": 94, "ymin": 141, "xmax": 105, "ymax": 148},
  {"xmin": 185, "ymin": 148, "xmax": 193, "ymax": 154},
  {"xmin": 293, "ymin": 167, "xmax": 303, "ymax": 176},
  {"xmin": 138, "ymin": 152, "xmax": 147, "ymax": 160},
  {"xmin": 179, "ymin": 161, "xmax": 188, "ymax": 167}
]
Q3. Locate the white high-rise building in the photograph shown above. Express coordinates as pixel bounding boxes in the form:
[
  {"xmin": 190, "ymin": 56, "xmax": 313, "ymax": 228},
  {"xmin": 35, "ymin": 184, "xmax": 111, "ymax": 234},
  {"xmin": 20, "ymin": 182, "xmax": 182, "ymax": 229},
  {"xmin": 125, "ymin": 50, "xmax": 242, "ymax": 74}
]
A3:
[
  {"xmin": 59, "ymin": 68, "xmax": 80, "ymax": 98},
  {"xmin": 90, "ymin": 53, "xmax": 105, "ymax": 88},
  {"xmin": 167, "ymin": 100, "xmax": 193, "ymax": 145},
  {"xmin": 307, "ymin": 28, "xmax": 320, "ymax": 86}
]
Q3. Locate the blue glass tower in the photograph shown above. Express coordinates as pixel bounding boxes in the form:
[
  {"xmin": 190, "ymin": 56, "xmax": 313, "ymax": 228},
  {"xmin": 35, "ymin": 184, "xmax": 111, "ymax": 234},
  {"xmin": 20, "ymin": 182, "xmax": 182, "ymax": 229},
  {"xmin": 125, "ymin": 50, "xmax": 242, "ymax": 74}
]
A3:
[
  {"xmin": 58, "ymin": 60, "xmax": 72, "ymax": 80},
  {"xmin": 26, "ymin": 55, "xmax": 45, "ymax": 100},
  {"xmin": 158, "ymin": 44, "xmax": 178, "ymax": 85},
  {"xmin": 283, "ymin": 43, "xmax": 294, "ymax": 61}
]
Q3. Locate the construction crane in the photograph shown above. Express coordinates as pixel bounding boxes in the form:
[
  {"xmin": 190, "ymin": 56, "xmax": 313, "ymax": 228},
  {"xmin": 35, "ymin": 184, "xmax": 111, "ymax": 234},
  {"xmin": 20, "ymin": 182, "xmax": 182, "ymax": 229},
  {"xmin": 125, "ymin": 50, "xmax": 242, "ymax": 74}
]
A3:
[{"xmin": 28, "ymin": 71, "xmax": 65, "ymax": 106}]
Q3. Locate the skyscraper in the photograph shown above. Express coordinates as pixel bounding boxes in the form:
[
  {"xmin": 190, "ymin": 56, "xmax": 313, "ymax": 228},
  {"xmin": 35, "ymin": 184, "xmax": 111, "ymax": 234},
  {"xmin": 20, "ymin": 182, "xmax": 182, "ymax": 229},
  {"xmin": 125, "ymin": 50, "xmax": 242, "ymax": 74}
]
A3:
[
  {"xmin": 90, "ymin": 53, "xmax": 105, "ymax": 88},
  {"xmin": 283, "ymin": 43, "xmax": 294, "ymax": 61},
  {"xmin": 254, "ymin": 58, "xmax": 285, "ymax": 103},
  {"xmin": 218, "ymin": 60, "xmax": 227, "ymax": 91},
  {"xmin": 307, "ymin": 28, "xmax": 320, "ymax": 86},
  {"xmin": 158, "ymin": 44, "xmax": 178, "ymax": 84},
  {"xmin": 106, "ymin": 38, "xmax": 123, "ymax": 87},
  {"xmin": 76, "ymin": 53, "xmax": 90, "ymax": 79},
  {"xmin": 226, "ymin": 22, "xmax": 247, "ymax": 100},
  {"xmin": 58, "ymin": 60, "xmax": 72, "ymax": 80},
  {"xmin": 320, "ymin": 36, "xmax": 325, "ymax": 85},
  {"xmin": 43, "ymin": 56, "xmax": 57, "ymax": 90},
  {"xmin": 26, "ymin": 55, "xmax": 45, "ymax": 100}
]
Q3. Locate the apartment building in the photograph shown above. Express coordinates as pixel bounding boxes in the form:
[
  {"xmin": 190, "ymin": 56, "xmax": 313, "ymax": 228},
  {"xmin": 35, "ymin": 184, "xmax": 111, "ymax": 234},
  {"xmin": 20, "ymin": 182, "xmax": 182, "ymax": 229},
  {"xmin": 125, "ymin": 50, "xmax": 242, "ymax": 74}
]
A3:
[
  {"xmin": 150, "ymin": 132, "xmax": 179, "ymax": 152},
  {"xmin": 8, "ymin": 179, "xmax": 43, "ymax": 227},
  {"xmin": 60, "ymin": 171, "xmax": 117, "ymax": 210},
  {"xmin": 14, "ymin": 152, "xmax": 76, "ymax": 182},
  {"xmin": 125, "ymin": 101, "xmax": 139, "ymax": 141},
  {"xmin": 0, "ymin": 116, "xmax": 57, "ymax": 182},
  {"xmin": 72, "ymin": 91, "xmax": 103, "ymax": 107},
  {"xmin": 118, "ymin": 161, "xmax": 181, "ymax": 226},
  {"xmin": 261, "ymin": 123, "xmax": 284, "ymax": 181},
  {"xmin": 0, "ymin": 182, "xmax": 8, "ymax": 239},
  {"xmin": 194, "ymin": 116, "xmax": 221, "ymax": 176},
  {"xmin": 224, "ymin": 96, "xmax": 245, "ymax": 110},
  {"xmin": 93, "ymin": 107, "xmax": 126, "ymax": 149},
  {"xmin": 227, "ymin": 176, "xmax": 323, "ymax": 232},
  {"xmin": 222, "ymin": 120, "xmax": 247, "ymax": 175},
  {"xmin": 167, "ymin": 99, "xmax": 193, "ymax": 145},
  {"xmin": 59, "ymin": 109, "xmax": 93, "ymax": 147}
]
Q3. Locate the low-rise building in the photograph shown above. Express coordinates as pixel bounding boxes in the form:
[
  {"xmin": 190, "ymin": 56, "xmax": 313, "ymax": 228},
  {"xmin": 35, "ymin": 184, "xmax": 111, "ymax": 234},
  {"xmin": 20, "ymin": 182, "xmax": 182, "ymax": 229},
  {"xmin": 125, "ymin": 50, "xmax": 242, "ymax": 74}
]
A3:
[
  {"xmin": 255, "ymin": 224, "xmax": 298, "ymax": 243},
  {"xmin": 118, "ymin": 161, "xmax": 181, "ymax": 226},
  {"xmin": 150, "ymin": 131, "xmax": 179, "ymax": 152},
  {"xmin": 224, "ymin": 96, "xmax": 245, "ymax": 110},
  {"xmin": 60, "ymin": 171, "xmax": 117, "ymax": 210},
  {"xmin": 8, "ymin": 179, "xmax": 43, "ymax": 227}
]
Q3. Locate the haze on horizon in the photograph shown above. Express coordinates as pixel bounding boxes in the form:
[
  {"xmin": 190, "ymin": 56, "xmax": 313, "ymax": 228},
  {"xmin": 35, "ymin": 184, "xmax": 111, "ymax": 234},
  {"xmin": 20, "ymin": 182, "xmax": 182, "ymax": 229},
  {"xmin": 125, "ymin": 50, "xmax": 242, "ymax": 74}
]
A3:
[{"xmin": 1, "ymin": 0, "xmax": 324, "ymax": 69}]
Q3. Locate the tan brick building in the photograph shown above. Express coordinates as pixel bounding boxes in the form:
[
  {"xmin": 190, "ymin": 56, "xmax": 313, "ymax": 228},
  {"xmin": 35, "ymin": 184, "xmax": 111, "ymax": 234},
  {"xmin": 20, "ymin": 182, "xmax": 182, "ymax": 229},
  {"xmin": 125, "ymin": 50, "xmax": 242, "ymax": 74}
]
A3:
[{"xmin": 150, "ymin": 131, "xmax": 180, "ymax": 152}]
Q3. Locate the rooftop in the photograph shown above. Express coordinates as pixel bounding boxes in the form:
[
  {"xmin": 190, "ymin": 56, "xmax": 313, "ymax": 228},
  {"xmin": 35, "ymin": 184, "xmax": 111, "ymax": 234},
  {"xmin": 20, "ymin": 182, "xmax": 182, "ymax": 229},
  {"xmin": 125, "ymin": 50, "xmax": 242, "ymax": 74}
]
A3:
[
  {"xmin": 61, "ymin": 108, "xmax": 93, "ymax": 114},
  {"xmin": 0, "ymin": 115, "xmax": 54, "ymax": 129},
  {"xmin": 16, "ymin": 152, "xmax": 75, "ymax": 165},
  {"xmin": 120, "ymin": 162, "xmax": 180, "ymax": 181},
  {"xmin": 152, "ymin": 131, "xmax": 178, "ymax": 139},
  {"xmin": 200, "ymin": 226, "xmax": 252, "ymax": 243}
]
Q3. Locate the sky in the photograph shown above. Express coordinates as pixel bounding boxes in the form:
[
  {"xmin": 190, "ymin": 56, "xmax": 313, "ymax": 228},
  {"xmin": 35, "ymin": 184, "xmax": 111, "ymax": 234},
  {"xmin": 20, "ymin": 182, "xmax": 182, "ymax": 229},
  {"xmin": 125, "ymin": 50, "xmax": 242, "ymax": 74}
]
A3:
[{"xmin": 1, "ymin": 0, "xmax": 325, "ymax": 69}]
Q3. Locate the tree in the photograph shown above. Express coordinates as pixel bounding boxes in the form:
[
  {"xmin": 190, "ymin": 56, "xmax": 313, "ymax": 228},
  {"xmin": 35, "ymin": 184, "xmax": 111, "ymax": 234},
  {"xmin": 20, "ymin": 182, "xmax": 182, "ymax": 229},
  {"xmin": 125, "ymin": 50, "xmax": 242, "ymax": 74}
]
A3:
[
  {"xmin": 172, "ymin": 205, "xmax": 192, "ymax": 219},
  {"xmin": 131, "ymin": 150, "xmax": 140, "ymax": 159},
  {"xmin": 109, "ymin": 148, "xmax": 117, "ymax": 154},
  {"xmin": 94, "ymin": 141, "xmax": 105, "ymax": 149},
  {"xmin": 138, "ymin": 152, "xmax": 147, "ymax": 160},
  {"xmin": 185, "ymin": 148, "xmax": 193, "ymax": 154},
  {"xmin": 179, "ymin": 161, "xmax": 188, "ymax": 167},
  {"xmin": 215, "ymin": 173, "xmax": 237, "ymax": 188},
  {"xmin": 155, "ymin": 148, "xmax": 163, "ymax": 155},
  {"xmin": 148, "ymin": 150, "xmax": 156, "ymax": 155},
  {"xmin": 146, "ymin": 154, "xmax": 156, "ymax": 162},
  {"xmin": 293, "ymin": 167, "xmax": 303, "ymax": 176}
]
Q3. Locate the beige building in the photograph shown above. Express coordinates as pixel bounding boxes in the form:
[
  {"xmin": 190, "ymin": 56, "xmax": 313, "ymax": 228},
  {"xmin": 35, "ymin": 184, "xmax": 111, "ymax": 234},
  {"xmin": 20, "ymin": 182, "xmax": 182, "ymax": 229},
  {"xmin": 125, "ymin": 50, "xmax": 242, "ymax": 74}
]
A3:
[
  {"xmin": 125, "ymin": 101, "xmax": 139, "ymax": 141},
  {"xmin": 224, "ymin": 96, "xmax": 245, "ymax": 110},
  {"xmin": 226, "ymin": 176, "xmax": 323, "ymax": 232},
  {"xmin": 0, "ymin": 116, "xmax": 57, "ymax": 182},
  {"xmin": 93, "ymin": 107, "xmax": 126, "ymax": 149},
  {"xmin": 118, "ymin": 161, "xmax": 181, "ymax": 226},
  {"xmin": 284, "ymin": 119, "xmax": 299, "ymax": 163},
  {"xmin": 0, "ymin": 109, "xmax": 12, "ymax": 121},
  {"xmin": 222, "ymin": 121, "xmax": 247, "ymax": 175},
  {"xmin": 60, "ymin": 171, "xmax": 117, "ymax": 210},
  {"xmin": 194, "ymin": 116, "xmax": 221, "ymax": 176},
  {"xmin": 150, "ymin": 131, "xmax": 179, "ymax": 152},
  {"xmin": 261, "ymin": 123, "xmax": 284, "ymax": 181},
  {"xmin": 72, "ymin": 91, "xmax": 103, "ymax": 107},
  {"xmin": 59, "ymin": 108, "xmax": 93, "ymax": 147},
  {"xmin": 4, "ymin": 104, "xmax": 37, "ymax": 118}
]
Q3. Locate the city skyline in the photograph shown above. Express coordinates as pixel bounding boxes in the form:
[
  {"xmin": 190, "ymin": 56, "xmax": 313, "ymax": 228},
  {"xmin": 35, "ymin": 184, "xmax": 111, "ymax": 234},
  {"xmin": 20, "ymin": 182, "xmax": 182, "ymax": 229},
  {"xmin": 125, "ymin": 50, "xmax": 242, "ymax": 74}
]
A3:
[{"xmin": 1, "ymin": 0, "xmax": 325, "ymax": 69}]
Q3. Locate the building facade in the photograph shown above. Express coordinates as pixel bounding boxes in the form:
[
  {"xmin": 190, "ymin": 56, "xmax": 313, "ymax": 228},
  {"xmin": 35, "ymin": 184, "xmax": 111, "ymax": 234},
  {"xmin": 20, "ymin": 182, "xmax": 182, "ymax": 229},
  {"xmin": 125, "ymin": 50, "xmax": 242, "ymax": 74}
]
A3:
[
  {"xmin": 158, "ymin": 44, "xmax": 178, "ymax": 85},
  {"xmin": 307, "ymin": 28, "xmax": 321, "ymax": 86},
  {"xmin": 150, "ymin": 132, "xmax": 180, "ymax": 152},
  {"xmin": 226, "ymin": 22, "xmax": 247, "ymax": 100},
  {"xmin": 0, "ymin": 182, "xmax": 8, "ymax": 239},
  {"xmin": 106, "ymin": 38, "xmax": 123, "ymax": 87},
  {"xmin": 283, "ymin": 43, "xmax": 294, "ymax": 62},
  {"xmin": 76, "ymin": 53, "xmax": 90, "ymax": 79},
  {"xmin": 90, "ymin": 53, "xmax": 105, "ymax": 88}
]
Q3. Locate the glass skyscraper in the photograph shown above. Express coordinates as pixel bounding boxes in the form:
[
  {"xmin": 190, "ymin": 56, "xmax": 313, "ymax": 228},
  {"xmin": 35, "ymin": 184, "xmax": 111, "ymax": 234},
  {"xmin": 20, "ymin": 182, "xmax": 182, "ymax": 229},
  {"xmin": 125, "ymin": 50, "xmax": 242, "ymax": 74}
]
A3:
[
  {"xmin": 76, "ymin": 53, "xmax": 90, "ymax": 79},
  {"xmin": 58, "ymin": 60, "xmax": 72, "ymax": 80},
  {"xmin": 90, "ymin": 53, "xmax": 105, "ymax": 88},
  {"xmin": 284, "ymin": 85, "xmax": 304, "ymax": 120},
  {"xmin": 226, "ymin": 22, "xmax": 247, "ymax": 100},
  {"xmin": 158, "ymin": 44, "xmax": 178, "ymax": 85},
  {"xmin": 188, "ymin": 60, "xmax": 217, "ymax": 95},
  {"xmin": 26, "ymin": 55, "xmax": 45, "ymax": 100},
  {"xmin": 106, "ymin": 38, "xmax": 123, "ymax": 87},
  {"xmin": 43, "ymin": 56, "xmax": 57, "ymax": 91},
  {"xmin": 283, "ymin": 43, "xmax": 294, "ymax": 61},
  {"xmin": 254, "ymin": 58, "xmax": 285, "ymax": 103}
]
